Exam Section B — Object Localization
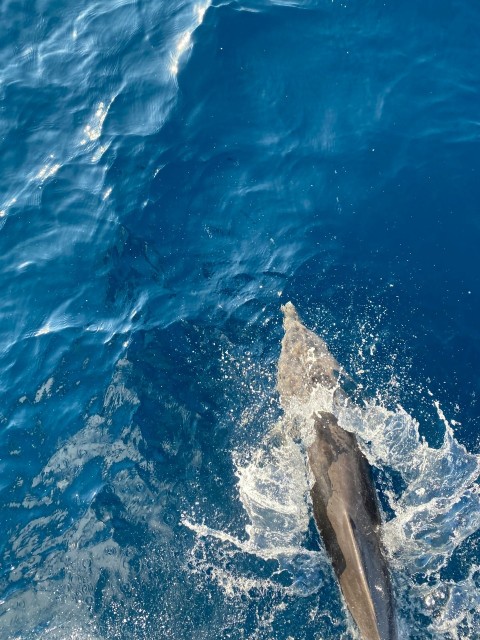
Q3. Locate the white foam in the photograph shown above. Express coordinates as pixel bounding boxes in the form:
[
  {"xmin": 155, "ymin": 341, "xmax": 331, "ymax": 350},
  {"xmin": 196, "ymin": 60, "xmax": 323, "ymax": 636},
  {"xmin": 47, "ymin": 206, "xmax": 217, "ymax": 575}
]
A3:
[{"xmin": 186, "ymin": 343, "xmax": 480, "ymax": 637}]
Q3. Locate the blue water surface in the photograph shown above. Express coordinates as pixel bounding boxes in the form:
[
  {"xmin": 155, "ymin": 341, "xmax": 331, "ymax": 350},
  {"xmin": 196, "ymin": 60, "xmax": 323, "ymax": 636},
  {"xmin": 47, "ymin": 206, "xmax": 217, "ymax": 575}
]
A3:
[{"xmin": 1, "ymin": 0, "xmax": 479, "ymax": 638}]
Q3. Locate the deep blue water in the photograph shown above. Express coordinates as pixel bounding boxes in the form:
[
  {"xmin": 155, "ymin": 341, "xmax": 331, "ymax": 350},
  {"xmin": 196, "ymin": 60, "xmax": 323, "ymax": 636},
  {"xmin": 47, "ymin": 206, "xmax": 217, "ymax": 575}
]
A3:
[{"xmin": 1, "ymin": 0, "xmax": 480, "ymax": 638}]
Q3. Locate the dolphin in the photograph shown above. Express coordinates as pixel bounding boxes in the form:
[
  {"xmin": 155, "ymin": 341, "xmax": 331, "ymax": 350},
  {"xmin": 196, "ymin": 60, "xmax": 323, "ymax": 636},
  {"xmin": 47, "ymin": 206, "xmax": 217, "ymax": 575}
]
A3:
[{"xmin": 277, "ymin": 302, "xmax": 398, "ymax": 640}]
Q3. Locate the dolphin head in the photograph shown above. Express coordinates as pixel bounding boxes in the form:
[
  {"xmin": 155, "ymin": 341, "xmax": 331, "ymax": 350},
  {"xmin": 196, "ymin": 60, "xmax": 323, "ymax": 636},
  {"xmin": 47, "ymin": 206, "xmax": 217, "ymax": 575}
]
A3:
[{"xmin": 278, "ymin": 302, "xmax": 344, "ymax": 408}]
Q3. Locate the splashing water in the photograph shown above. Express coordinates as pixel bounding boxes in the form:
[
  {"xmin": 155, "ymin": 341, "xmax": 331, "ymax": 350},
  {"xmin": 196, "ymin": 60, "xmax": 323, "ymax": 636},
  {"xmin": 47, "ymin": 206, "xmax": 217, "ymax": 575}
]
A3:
[{"xmin": 186, "ymin": 342, "xmax": 480, "ymax": 640}]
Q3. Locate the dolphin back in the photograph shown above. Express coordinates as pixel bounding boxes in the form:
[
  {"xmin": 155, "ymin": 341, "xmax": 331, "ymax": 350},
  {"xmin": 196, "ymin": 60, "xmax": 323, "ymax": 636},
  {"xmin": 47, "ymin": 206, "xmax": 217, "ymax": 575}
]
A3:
[{"xmin": 309, "ymin": 412, "xmax": 398, "ymax": 640}]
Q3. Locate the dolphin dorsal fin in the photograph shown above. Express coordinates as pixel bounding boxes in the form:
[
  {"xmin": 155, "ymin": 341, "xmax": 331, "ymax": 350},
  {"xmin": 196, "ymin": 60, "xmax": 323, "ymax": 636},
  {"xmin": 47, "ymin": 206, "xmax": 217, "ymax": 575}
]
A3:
[{"xmin": 334, "ymin": 509, "xmax": 382, "ymax": 640}]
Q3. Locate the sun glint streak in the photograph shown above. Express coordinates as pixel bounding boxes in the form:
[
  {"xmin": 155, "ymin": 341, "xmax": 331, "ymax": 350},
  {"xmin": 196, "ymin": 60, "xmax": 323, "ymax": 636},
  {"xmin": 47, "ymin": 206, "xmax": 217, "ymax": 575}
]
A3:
[
  {"xmin": 169, "ymin": 1, "xmax": 211, "ymax": 77},
  {"xmin": 81, "ymin": 100, "xmax": 113, "ymax": 145},
  {"xmin": 36, "ymin": 160, "xmax": 61, "ymax": 182}
]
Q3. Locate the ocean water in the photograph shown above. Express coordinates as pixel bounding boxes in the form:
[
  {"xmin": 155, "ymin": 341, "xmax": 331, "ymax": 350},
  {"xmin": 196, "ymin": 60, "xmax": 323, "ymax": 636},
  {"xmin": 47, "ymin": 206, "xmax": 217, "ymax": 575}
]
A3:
[{"xmin": 1, "ymin": 0, "xmax": 479, "ymax": 638}]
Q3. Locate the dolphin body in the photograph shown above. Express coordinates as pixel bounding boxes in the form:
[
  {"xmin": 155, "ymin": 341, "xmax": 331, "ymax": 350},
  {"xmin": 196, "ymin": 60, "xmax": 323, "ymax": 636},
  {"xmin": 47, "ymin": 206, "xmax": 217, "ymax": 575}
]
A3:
[{"xmin": 277, "ymin": 302, "xmax": 398, "ymax": 640}]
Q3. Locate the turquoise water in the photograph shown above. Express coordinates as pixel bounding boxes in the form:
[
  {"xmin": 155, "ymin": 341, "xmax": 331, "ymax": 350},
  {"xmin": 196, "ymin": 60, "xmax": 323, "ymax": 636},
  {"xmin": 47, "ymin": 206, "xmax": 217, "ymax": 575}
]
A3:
[{"xmin": 0, "ymin": 0, "xmax": 479, "ymax": 638}]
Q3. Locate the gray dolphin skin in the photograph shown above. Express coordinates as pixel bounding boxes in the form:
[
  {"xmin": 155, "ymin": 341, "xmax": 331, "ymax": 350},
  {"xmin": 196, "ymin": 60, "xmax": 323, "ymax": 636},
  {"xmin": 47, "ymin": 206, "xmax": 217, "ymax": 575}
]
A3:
[{"xmin": 277, "ymin": 302, "xmax": 398, "ymax": 640}]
